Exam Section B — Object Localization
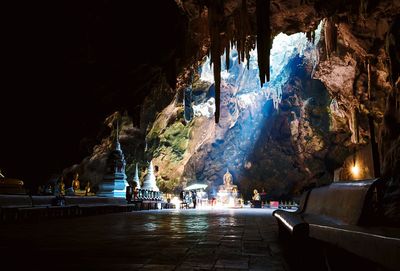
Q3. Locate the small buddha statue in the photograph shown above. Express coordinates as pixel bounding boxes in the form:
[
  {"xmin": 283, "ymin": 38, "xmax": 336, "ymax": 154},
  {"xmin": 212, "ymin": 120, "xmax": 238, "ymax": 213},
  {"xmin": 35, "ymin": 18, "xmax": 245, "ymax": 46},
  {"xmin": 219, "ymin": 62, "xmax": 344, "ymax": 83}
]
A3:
[
  {"xmin": 72, "ymin": 173, "xmax": 80, "ymax": 191},
  {"xmin": 85, "ymin": 181, "xmax": 91, "ymax": 196},
  {"xmin": 252, "ymin": 189, "xmax": 260, "ymax": 201}
]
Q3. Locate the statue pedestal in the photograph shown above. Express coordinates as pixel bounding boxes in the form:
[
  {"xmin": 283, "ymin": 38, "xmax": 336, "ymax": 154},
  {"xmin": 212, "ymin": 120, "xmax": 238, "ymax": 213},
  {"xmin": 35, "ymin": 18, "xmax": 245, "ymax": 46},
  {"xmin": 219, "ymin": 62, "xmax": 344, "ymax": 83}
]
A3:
[
  {"xmin": 97, "ymin": 172, "xmax": 128, "ymax": 198},
  {"xmin": 217, "ymin": 190, "xmax": 239, "ymax": 207},
  {"xmin": 74, "ymin": 190, "xmax": 86, "ymax": 197}
]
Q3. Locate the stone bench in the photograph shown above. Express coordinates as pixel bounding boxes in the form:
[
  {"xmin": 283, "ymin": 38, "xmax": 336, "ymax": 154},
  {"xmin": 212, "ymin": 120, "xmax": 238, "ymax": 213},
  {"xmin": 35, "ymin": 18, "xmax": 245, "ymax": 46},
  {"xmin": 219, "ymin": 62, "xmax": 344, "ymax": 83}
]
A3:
[
  {"xmin": 273, "ymin": 178, "xmax": 400, "ymax": 270},
  {"xmin": 0, "ymin": 195, "xmax": 131, "ymax": 222},
  {"xmin": 0, "ymin": 194, "xmax": 156, "ymax": 222}
]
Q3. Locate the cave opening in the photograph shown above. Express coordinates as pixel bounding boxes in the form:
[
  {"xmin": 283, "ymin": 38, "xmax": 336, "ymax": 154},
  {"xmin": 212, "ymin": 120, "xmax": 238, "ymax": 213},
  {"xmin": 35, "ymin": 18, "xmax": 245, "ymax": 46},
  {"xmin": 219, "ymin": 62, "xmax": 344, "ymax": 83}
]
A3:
[{"xmin": 178, "ymin": 23, "xmax": 327, "ymax": 199}]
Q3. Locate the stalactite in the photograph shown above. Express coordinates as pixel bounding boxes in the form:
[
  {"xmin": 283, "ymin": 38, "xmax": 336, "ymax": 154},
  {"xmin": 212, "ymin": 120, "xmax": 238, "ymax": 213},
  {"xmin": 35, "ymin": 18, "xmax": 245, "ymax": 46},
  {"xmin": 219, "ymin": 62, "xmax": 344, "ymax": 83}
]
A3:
[
  {"xmin": 360, "ymin": 0, "xmax": 368, "ymax": 18},
  {"xmin": 206, "ymin": 0, "xmax": 270, "ymax": 121},
  {"xmin": 307, "ymin": 29, "xmax": 316, "ymax": 44},
  {"xmin": 208, "ymin": 0, "xmax": 223, "ymax": 123},
  {"xmin": 226, "ymin": 42, "xmax": 230, "ymax": 70},
  {"xmin": 235, "ymin": 0, "xmax": 251, "ymax": 65},
  {"xmin": 324, "ymin": 18, "xmax": 337, "ymax": 60},
  {"xmin": 256, "ymin": 0, "xmax": 271, "ymax": 86},
  {"xmin": 306, "ymin": 31, "xmax": 312, "ymax": 43},
  {"xmin": 312, "ymin": 30, "xmax": 315, "ymax": 44},
  {"xmin": 355, "ymin": 107, "xmax": 360, "ymax": 144},
  {"xmin": 367, "ymin": 59, "xmax": 371, "ymax": 99},
  {"xmin": 246, "ymin": 49, "xmax": 250, "ymax": 70}
]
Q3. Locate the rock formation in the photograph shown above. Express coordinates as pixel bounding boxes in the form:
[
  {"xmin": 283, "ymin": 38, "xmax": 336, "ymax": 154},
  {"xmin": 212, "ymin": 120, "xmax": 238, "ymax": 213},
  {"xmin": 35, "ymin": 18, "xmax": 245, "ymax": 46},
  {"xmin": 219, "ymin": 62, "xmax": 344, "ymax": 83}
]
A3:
[{"xmin": 62, "ymin": 1, "xmax": 399, "ymax": 217}]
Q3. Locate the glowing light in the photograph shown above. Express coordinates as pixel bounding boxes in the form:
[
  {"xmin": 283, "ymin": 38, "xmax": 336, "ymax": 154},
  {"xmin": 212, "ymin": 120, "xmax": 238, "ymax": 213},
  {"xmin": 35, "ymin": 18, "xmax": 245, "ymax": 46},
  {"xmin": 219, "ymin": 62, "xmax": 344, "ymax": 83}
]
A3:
[
  {"xmin": 171, "ymin": 196, "xmax": 181, "ymax": 209},
  {"xmin": 351, "ymin": 165, "xmax": 360, "ymax": 176}
]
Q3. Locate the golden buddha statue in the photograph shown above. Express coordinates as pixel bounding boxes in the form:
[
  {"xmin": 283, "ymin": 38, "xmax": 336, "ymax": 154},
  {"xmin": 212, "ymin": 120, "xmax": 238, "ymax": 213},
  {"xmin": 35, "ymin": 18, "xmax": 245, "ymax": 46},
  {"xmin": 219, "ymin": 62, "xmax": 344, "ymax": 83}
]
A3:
[
  {"xmin": 72, "ymin": 173, "xmax": 80, "ymax": 191},
  {"xmin": 217, "ymin": 168, "xmax": 239, "ymax": 206},
  {"xmin": 223, "ymin": 169, "xmax": 233, "ymax": 186},
  {"xmin": 219, "ymin": 168, "xmax": 237, "ymax": 192},
  {"xmin": 252, "ymin": 189, "xmax": 260, "ymax": 201}
]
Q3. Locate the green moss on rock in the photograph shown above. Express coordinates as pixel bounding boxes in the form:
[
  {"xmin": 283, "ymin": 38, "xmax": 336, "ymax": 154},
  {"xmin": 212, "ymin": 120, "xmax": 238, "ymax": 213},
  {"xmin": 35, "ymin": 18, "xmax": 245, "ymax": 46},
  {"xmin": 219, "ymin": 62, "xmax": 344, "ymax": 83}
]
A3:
[{"xmin": 160, "ymin": 121, "xmax": 191, "ymax": 160}]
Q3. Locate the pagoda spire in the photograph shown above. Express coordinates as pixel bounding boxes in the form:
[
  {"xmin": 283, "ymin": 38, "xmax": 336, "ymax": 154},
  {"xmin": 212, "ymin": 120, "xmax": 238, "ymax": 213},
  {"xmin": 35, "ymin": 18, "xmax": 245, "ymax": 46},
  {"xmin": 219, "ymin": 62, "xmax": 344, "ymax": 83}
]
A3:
[{"xmin": 114, "ymin": 120, "xmax": 121, "ymax": 151}]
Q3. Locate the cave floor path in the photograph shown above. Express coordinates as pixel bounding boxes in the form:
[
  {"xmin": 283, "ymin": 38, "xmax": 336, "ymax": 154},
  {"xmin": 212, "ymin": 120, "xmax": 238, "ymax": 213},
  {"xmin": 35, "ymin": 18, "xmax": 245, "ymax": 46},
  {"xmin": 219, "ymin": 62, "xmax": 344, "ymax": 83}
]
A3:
[{"xmin": 0, "ymin": 208, "xmax": 289, "ymax": 271}]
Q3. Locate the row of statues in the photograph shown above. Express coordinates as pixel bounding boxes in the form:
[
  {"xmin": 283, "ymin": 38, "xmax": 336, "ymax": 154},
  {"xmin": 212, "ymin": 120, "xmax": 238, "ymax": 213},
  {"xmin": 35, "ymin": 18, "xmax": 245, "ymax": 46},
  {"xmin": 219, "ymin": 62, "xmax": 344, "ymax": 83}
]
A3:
[
  {"xmin": 69, "ymin": 173, "xmax": 92, "ymax": 195},
  {"xmin": 37, "ymin": 173, "xmax": 92, "ymax": 196},
  {"xmin": 37, "ymin": 159, "xmax": 157, "ymax": 197}
]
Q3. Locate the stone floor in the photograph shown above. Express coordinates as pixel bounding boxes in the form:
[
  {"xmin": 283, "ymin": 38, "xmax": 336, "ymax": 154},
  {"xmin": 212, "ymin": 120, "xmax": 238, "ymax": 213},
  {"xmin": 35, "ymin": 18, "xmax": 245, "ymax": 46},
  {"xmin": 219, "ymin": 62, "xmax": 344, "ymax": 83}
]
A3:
[{"xmin": 0, "ymin": 208, "xmax": 290, "ymax": 271}]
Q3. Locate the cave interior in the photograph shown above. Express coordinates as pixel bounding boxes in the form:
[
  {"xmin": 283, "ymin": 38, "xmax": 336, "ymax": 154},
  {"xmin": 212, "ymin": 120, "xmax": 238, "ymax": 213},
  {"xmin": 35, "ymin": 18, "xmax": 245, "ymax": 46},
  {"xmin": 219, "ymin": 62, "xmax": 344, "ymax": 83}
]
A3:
[{"xmin": 1, "ymin": 0, "xmax": 400, "ymax": 221}]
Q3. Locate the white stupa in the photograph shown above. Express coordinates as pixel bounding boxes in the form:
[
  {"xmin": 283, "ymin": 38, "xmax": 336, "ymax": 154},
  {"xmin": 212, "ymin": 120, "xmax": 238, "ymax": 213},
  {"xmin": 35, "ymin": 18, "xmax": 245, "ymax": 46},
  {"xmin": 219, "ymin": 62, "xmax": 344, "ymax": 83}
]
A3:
[{"xmin": 142, "ymin": 161, "xmax": 159, "ymax": 191}]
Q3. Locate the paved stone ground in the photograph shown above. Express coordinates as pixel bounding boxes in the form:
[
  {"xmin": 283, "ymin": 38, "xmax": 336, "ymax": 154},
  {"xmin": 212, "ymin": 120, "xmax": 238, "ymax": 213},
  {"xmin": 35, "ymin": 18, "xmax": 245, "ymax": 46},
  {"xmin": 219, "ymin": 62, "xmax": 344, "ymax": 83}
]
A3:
[{"xmin": 0, "ymin": 208, "xmax": 290, "ymax": 271}]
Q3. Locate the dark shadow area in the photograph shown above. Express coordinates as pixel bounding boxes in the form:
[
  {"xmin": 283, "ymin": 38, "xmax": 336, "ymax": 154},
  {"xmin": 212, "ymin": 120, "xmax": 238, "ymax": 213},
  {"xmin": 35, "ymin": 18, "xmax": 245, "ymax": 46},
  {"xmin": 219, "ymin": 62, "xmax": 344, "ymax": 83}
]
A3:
[
  {"xmin": 1, "ymin": 0, "xmax": 188, "ymax": 188},
  {"xmin": 280, "ymin": 234, "xmax": 389, "ymax": 271}
]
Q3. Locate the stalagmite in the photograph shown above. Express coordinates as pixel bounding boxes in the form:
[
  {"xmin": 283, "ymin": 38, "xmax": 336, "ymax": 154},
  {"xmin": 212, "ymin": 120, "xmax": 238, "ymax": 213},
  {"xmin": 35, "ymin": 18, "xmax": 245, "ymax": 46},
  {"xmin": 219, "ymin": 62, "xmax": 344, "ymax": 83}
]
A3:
[
  {"xmin": 368, "ymin": 115, "xmax": 381, "ymax": 177},
  {"xmin": 349, "ymin": 107, "xmax": 359, "ymax": 144},
  {"xmin": 256, "ymin": 0, "xmax": 271, "ymax": 86}
]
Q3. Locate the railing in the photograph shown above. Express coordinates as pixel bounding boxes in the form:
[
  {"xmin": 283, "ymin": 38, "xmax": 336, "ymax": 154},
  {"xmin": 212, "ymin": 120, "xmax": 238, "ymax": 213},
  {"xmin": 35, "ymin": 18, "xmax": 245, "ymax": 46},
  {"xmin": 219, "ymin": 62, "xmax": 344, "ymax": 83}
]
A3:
[{"xmin": 131, "ymin": 189, "xmax": 162, "ymax": 201}]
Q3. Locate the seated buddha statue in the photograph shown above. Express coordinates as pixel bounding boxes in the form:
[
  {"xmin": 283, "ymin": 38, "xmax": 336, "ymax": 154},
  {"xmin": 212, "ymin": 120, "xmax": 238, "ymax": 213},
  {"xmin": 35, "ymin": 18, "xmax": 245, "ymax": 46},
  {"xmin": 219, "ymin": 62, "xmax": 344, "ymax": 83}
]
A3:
[
  {"xmin": 217, "ymin": 168, "xmax": 239, "ymax": 206},
  {"xmin": 252, "ymin": 189, "xmax": 260, "ymax": 201},
  {"xmin": 72, "ymin": 173, "xmax": 80, "ymax": 191},
  {"xmin": 218, "ymin": 168, "xmax": 238, "ymax": 193}
]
